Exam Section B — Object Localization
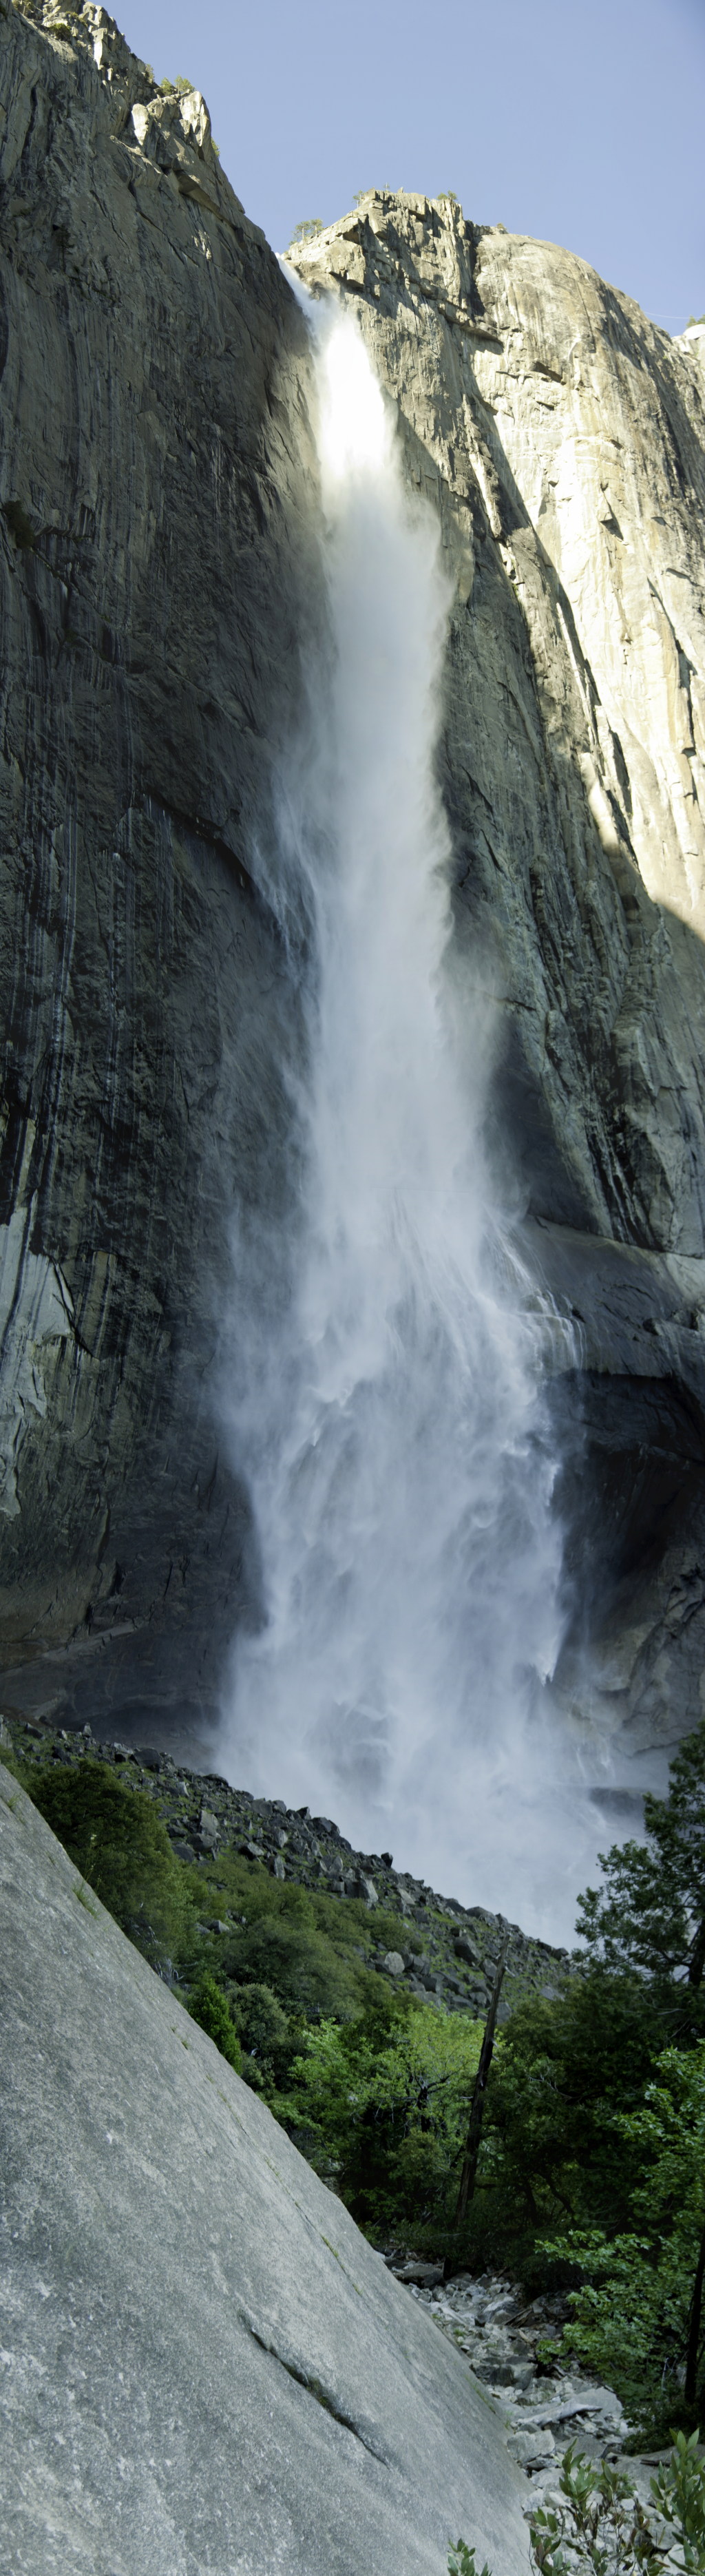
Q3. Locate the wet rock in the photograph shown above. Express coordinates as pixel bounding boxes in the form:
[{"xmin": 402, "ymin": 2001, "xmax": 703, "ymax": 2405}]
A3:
[{"xmin": 289, "ymin": 193, "xmax": 705, "ymax": 1764}]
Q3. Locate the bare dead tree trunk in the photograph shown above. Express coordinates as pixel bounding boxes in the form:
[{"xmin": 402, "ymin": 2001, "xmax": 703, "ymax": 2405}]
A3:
[
  {"xmin": 684, "ymin": 2211, "xmax": 705, "ymax": 2406},
  {"xmin": 454, "ymin": 1935, "xmax": 509, "ymax": 2227}
]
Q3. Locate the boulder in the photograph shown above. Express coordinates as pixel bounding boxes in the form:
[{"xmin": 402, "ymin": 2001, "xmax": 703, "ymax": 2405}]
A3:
[{"xmin": 0, "ymin": 1765, "xmax": 529, "ymax": 2575}]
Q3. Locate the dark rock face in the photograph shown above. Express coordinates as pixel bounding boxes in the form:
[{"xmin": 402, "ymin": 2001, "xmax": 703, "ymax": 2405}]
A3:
[
  {"xmin": 0, "ymin": 1760, "xmax": 532, "ymax": 2576},
  {"xmin": 1, "ymin": 30, "xmax": 705, "ymax": 1766},
  {"xmin": 0, "ymin": 1, "xmax": 321, "ymax": 1733}
]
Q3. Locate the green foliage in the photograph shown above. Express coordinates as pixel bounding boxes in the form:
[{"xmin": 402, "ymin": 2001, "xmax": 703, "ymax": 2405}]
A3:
[
  {"xmin": 288, "ymin": 218, "xmax": 324, "ymax": 247},
  {"xmin": 576, "ymin": 1720, "xmax": 705, "ymax": 1999},
  {"xmin": 29, "ymin": 1760, "xmax": 195, "ymax": 1966},
  {"xmin": 651, "ymin": 2429, "xmax": 705, "ymax": 2571},
  {"xmin": 187, "ymin": 1971, "xmax": 242, "ymax": 2073},
  {"xmin": 0, "ymin": 1743, "xmax": 30, "ymax": 1788},
  {"xmin": 529, "ymin": 2436, "xmax": 705, "ymax": 2576},
  {"xmin": 452, "ymin": 2438, "xmax": 705, "ymax": 2576},
  {"xmin": 538, "ymin": 2044, "xmax": 705, "ymax": 2430},
  {"xmin": 222, "ymin": 1909, "xmax": 361, "ymax": 2018},
  {"xmin": 231, "ymin": 1982, "xmax": 300, "ymax": 2088},
  {"xmin": 529, "ymin": 2447, "xmax": 652, "ymax": 2576},
  {"xmin": 474, "ymin": 1967, "xmax": 660, "ymax": 2259},
  {"xmin": 190, "ymin": 1845, "xmax": 403, "ymax": 2023},
  {"xmin": 282, "ymin": 1996, "xmax": 483, "ymax": 2232}
]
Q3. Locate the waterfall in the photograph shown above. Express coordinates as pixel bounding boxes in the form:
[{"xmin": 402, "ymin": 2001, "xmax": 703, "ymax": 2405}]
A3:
[{"xmin": 220, "ymin": 289, "xmax": 586, "ymax": 1934}]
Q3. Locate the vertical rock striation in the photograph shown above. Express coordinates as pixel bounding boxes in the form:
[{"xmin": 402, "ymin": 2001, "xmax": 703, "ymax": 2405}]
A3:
[
  {"xmin": 0, "ymin": 1, "xmax": 321, "ymax": 1735},
  {"xmin": 290, "ymin": 196, "xmax": 705, "ymax": 1761},
  {"xmin": 2, "ymin": 16, "xmax": 705, "ymax": 1771}
]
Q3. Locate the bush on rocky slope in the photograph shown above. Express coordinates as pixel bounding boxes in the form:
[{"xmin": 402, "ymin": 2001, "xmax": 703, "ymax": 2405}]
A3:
[
  {"xmin": 25, "ymin": 1758, "xmax": 196, "ymax": 1965},
  {"xmin": 187, "ymin": 1969, "xmax": 243, "ymax": 2072},
  {"xmin": 277, "ymin": 1993, "xmax": 484, "ymax": 2228}
]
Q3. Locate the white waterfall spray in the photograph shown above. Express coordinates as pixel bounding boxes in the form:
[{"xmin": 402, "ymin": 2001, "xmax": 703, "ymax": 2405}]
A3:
[{"xmin": 220, "ymin": 291, "xmax": 587, "ymax": 1934}]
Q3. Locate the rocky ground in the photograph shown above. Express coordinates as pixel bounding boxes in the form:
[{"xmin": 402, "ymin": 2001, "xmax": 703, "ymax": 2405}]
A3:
[
  {"xmin": 388, "ymin": 2261, "xmax": 675, "ymax": 2520},
  {"xmin": 393, "ymin": 2264, "xmax": 629, "ymax": 2471},
  {"xmin": 6, "ymin": 1704, "xmax": 673, "ymax": 2520},
  {"xmin": 1, "ymin": 1709, "xmax": 569, "ymax": 2015}
]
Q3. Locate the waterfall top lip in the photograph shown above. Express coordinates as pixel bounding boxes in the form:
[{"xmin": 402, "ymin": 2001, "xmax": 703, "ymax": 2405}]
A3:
[
  {"xmin": 288, "ymin": 188, "xmax": 470, "ymax": 249},
  {"xmin": 282, "ymin": 194, "xmax": 513, "ymax": 344}
]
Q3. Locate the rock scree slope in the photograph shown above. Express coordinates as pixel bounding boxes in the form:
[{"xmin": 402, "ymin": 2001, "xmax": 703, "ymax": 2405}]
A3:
[{"xmin": 0, "ymin": 1758, "xmax": 531, "ymax": 2575}]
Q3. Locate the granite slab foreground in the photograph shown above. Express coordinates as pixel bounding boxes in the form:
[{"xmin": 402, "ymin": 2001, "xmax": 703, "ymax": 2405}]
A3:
[{"xmin": 0, "ymin": 1765, "xmax": 529, "ymax": 2576}]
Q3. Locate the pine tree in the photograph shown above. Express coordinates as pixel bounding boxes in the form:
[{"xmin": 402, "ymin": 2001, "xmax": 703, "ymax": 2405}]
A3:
[{"xmin": 576, "ymin": 1720, "xmax": 705, "ymax": 1991}]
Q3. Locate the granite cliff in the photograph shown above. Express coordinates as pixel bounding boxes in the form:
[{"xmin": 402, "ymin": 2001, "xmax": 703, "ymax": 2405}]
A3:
[
  {"xmin": 0, "ymin": 0, "xmax": 322, "ymax": 1739},
  {"xmin": 289, "ymin": 202, "xmax": 705, "ymax": 1770},
  {"xmin": 1, "ymin": 3, "xmax": 705, "ymax": 1772}
]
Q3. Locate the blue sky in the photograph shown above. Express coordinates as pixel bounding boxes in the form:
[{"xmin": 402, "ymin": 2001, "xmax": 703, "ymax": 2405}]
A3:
[{"xmin": 118, "ymin": 0, "xmax": 705, "ymax": 333}]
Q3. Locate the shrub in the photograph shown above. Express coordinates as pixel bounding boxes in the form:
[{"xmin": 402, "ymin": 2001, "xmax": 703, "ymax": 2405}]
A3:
[
  {"xmin": 222, "ymin": 1912, "xmax": 364, "ymax": 2020},
  {"xmin": 230, "ymin": 1981, "xmax": 297, "ymax": 2085},
  {"xmin": 283, "ymin": 1995, "xmax": 483, "ymax": 2233},
  {"xmin": 452, "ymin": 2433, "xmax": 705, "ymax": 2576},
  {"xmin": 193, "ymin": 1854, "xmax": 386, "ymax": 2022},
  {"xmin": 29, "ymin": 1759, "xmax": 193, "ymax": 1966},
  {"xmin": 187, "ymin": 1972, "xmax": 242, "ymax": 2073},
  {"xmin": 538, "ymin": 2044, "xmax": 705, "ymax": 2435}
]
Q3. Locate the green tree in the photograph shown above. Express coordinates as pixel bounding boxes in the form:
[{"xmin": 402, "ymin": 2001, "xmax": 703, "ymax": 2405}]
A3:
[
  {"xmin": 576, "ymin": 1720, "xmax": 705, "ymax": 1997},
  {"xmin": 288, "ymin": 218, "xmax": 324, "ymax": 247},
  {"xmin": 284, "ymin": 1994, "xmax": 483, "ymax": 2233},
  {"xmin": 480, "ymin": 1967, "xmax": 660, "ymax": 2247},
  {"xmin": 540, "ymin": 2043, "xmax": 705, "ymax": 2431},
  {"xmin": 187, "ymin": 1971, "xmax": 242, "ymax": 2073},
  {"xmin": 231, "ymin": 1982, "xmax": 300, "ymax": 2090},
  {"xmin": 30, "ymin": 1760, "xmax": 193, "ymax": 1966}
]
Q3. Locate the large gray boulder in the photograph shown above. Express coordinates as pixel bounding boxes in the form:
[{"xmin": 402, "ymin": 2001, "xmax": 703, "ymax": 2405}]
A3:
[{"xmin": 0, "ymin": 1762, "xmax": 530, "ymax": 2575}]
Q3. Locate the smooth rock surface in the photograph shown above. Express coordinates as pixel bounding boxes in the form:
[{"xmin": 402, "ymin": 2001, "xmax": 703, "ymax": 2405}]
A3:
[{"xmin": 0, "ymin": 1761, "xmax": 530, "ymax": 2575}]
